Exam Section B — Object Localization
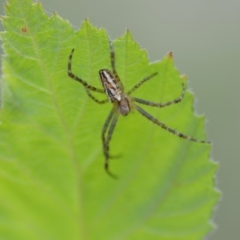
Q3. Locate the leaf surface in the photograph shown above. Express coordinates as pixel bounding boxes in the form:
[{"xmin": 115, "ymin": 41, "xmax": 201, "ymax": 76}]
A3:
[{"xmin": 0, "ymin": 0, "xmax": 219, "ymax": 239}]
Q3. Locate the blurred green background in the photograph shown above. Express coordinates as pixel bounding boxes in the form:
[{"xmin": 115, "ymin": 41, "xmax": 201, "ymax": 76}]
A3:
[{"xmin": 0, "ymin": 0, "xmax": 238, "ymax": 239}]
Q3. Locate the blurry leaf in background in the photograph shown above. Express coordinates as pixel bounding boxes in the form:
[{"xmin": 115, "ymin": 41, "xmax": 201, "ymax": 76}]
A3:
[{"xmin": 0, "ymin": 0, "xmax": 219, "ymax": 239}]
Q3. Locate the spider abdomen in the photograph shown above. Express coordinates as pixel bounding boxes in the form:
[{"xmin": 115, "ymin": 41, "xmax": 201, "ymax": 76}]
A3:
[{"xmin": 118, "ymin": 96, "xmax": 130, "ymax": 116}]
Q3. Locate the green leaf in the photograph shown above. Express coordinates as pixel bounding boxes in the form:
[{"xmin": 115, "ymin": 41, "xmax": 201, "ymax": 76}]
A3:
[{"xmin": 0, "ymin": 0, "xmax": 219, "ymax": 239}]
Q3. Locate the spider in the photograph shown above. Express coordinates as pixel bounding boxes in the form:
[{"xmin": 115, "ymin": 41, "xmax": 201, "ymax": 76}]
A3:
[{"xmin": 68, "ymin": 39, "xmax": 210, "ymax": 178}]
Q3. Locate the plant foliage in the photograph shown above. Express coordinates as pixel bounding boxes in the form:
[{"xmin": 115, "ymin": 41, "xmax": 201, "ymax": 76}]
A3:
[{"xmin": 0, "ymin": 0, "xmax": 219, "ymax": 239}]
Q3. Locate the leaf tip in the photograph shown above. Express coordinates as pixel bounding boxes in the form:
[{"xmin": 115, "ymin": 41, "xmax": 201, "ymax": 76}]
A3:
[
  {"xmin": 83, "ymin": 18, "xmax": 90, "ymax": 25},
  {"xmin": 180, "ymin": 74, "xmax": 188, "ymax": 84},
  {"xmin": 81, "ymin": 18, "xmax": 94, "ymax": 30},
  {"xmin": 34, "ymin": 0, "xmax": 43, "ymax": 10},
  {"xmin": 4, "ymin": 2, "xmax": 9, "ymax": 12},
  {"xmin": 122, "ymin": 28, "xmax": 133, "ymax": 41},
  {"xmin": 167, "ymin": 51, "xmax": 173, "ymax": 59}
]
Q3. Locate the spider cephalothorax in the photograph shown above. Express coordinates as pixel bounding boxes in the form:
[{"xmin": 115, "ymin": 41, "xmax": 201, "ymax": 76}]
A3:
[{"xmin": 68, "ymin": 39, "xmax": 210, "ymax": 178}]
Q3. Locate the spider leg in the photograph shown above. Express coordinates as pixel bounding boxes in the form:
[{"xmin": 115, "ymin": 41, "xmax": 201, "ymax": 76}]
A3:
[
  {"xmin": 85, "ymin": 89, "xmax": 109, "ymax": 104},
  {"xmin": 127, "ymin": 72, "xmax": 158, "ymax": 95},
  {"xmin": 102, "ymin": 109, "xmax": 118, "ymax": 178},
  {"xmin": 136, "ymin": 105, "xmax": 211, "ymax": 144},
  {"xmin": 105, "ymin": 114, "xmax": 119, "ymax": 178},
  {"xmin": 109, "ymin": 39, "xmax": 117, "ymax": 76},
  {"xmin": 68, "ymin": 49, "xmax": 105, "ymax": 93},
  {"xmin": 133, "ymin": 83, "xmax": 186, "ymax": 108},
  {"xmin": 108, "ymin": 40, "xmax": 124, "ymax": 90}
]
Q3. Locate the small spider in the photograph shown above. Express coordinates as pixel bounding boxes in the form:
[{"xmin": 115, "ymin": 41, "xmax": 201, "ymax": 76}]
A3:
[{"xmin": 68, "ymin": 39, "xmax": 210, "ymax": 178}]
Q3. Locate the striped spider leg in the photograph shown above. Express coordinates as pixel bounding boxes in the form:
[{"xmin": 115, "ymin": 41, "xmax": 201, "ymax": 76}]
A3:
[{"xmin": 68, "ymin": 40, "xmax": 210, "ymax": 178}]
